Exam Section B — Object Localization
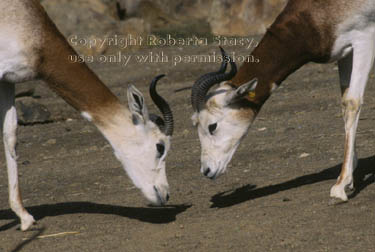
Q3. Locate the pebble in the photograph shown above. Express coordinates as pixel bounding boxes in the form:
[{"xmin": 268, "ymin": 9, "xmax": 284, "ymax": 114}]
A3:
[{"xmin": 299, "ymin": 153, "xmax": 310, "ymax": 158}]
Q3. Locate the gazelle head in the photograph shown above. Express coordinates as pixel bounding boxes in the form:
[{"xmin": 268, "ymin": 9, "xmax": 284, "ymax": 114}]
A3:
[
  {"xmin": 110, "ymin": 75, "xmax": 174, "ymax": 206},
  {"xmin": 191, "ymin": 48, "xmax": 257, "ymax": 179}
]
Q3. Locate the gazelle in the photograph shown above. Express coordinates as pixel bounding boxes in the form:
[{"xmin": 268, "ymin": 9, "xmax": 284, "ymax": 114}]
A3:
[
  {"xmin": 1, "ymin": 0, "xmax": 174, "ymax": 231},
  {"xmin": 192, "ymin": 0, "xmax": 375, "ymax": 202}
]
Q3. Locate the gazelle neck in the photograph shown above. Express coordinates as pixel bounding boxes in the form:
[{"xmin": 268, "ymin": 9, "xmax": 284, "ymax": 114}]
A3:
[
  {"xmin": 39, "ymin": 27, "xmax": 124, "ymax": 126},
  {"xmin": 231, "ymin": 32, "xmax": 309, "ymax": 111},
  {"xmin": 230, "ymin": 2, "xmax": 334, "ymax": 112}
]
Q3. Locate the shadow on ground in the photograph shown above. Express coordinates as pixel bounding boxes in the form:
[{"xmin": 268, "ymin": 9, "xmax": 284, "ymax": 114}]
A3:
[
  {"xmin": 210, "ymin": 156, "xmax": 375, "ymax": 208},
  {"xmin": 0, "ymin": 202, "xmax": 191, "ymax": 232},
  {"xmin": 10, "ymin": 226, "xmax": 46, "ymax": 252}
]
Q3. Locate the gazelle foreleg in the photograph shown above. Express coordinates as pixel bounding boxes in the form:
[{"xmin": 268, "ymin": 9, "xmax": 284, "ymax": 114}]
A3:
[
  {"xmin": 337, "ymin": 51, "xmax": 357, "ymax": 191},
  {"xmin": 330, "ymin": 33, "xmax": 375, "ymax": 201},
  {"xmin": 0, "ymin": 82, "xmax": 35, "ymax": 231}
]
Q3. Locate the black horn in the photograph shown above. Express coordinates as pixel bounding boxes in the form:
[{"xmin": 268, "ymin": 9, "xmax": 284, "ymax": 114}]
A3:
[
  {"xmin": 149, "ymin": 74, "xmax": 174, "ymax": 136},
  {"xmin": 191, "ymin": 47, "xmax": 237, "ymax": 112}
]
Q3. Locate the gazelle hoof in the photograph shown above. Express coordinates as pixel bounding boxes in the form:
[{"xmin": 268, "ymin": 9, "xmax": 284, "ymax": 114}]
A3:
[
  {"xmin": 20, "ymin": 214, "xmax": 36, "ymax": 231},
  {"xmin": 330, "ymin": 184, "xmax": 348, "ymax": 202}
]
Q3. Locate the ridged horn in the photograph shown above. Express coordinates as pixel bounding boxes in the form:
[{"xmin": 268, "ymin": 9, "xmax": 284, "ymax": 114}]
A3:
[
  {"xmin": 191, "ymin": 47, "xmax": 237, "ymax": 112},
  {"xmin": 149, "ymin": 74, "xmax": 174, "ymax": 136}
]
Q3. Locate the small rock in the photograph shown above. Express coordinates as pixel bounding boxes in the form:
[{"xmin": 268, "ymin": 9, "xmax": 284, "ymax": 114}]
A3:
[
  {"xmin": 22, "ymin": 160, "xmax": 31, "ymax": 166},
  {"xmin": 16, "ymin": 99, "xmax": 51, "ymax": 125},
  {"xmin": 299, "ymin": 153, "xmax": 310, "ymax": 158},
  {"xmin": 45, "ymin": 139, "xmax": 57, "ymax": 145}
]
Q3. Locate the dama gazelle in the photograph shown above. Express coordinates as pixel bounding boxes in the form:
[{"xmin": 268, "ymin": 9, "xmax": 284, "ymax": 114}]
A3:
[
  {"xmin": 192, "ymin": 0, "xmax": 375, "ymax": 202},
  {"xmin": 1, "ymin": 0, "xmax": 174, "ymax": 231}
]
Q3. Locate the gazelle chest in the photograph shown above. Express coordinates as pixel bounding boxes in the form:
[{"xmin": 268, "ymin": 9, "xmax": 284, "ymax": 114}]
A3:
[{"xmin": 0, "ymin": 29, "xmax": 40, "ymax": 83}]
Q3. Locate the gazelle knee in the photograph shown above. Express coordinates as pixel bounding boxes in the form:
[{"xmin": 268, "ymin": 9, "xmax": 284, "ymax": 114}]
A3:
[
  {"xmin": 342, "ymin": 98, "xmax": 361, "ymax": 114},
  {"xmin": 341, "ymin": 98, "xmax": 361, "ymax": 128}
]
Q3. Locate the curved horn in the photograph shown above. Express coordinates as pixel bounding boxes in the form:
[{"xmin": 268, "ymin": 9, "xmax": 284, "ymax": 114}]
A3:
[
  {"xmin": 149, "ymin": 74, "xmax": 174, "ymax": 136},
  {"xmin": 191, "ymin": 47, "xmax": 237, "ymax": 112},
  {"xmin": 191, "ymin": 47, "xmax": 227, "ymax": 111}
]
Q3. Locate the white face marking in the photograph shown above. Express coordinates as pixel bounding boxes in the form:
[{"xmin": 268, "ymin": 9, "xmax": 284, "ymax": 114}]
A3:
[
  {"xmin": 193, "ymin": 84, "xmax": 254, "ymax": 179},
  {"xmin": 109, "ymin": 120, "xmax": 171, "ymax": 205},
  {"xmin": 99, "ymin": 85, "xmax": 171, "ymax": 206}
]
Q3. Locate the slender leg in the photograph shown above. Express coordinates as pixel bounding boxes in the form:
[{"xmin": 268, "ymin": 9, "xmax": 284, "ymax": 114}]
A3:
[
  {"xmin": 0, "ymin": 82, "xmax": 35, "ymax": 231},
  {"xmin": 330, "ymin": 32, "xmax": 375, "ymax": 201},
  {"xmin": 337, "ymin": 51, "xmax": 357, "ymax": 191}
]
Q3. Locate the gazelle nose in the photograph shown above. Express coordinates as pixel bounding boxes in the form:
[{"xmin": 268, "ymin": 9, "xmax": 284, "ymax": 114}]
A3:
[
  {"xmin": 153, "ymin": 186, "xmax": 169, "ymax": 206},
  {"xmin": 203, "ymin": 168, "xmax": 211, "ymax": 177}
]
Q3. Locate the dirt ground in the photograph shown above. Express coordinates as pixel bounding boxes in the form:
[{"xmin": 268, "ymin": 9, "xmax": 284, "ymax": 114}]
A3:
[{"xmin": 1, "ymin": 45, "xmax": 375, "ymax": 252}]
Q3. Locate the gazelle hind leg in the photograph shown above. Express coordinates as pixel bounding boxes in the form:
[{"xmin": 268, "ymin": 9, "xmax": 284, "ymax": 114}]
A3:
[
  {"xmin": 0, "ymin": 82, "xmax": 35, "ymax": 231},
  {"xmin": 330, "ymin": 32, "xmax": 375, "ymax": 201}
]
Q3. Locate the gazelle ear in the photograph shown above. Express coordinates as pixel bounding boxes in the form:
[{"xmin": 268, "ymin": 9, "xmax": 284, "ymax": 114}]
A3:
[
  {"xmin": 127, "ymin": 85, "xmax": 149, "ymax": 125},
  {"xmin": 191, "ymin": 112, "xmax": 199, "ymax": 126},
  {"xmin": 225, "ymin": 78, "xmax": 258, "ymax": 104}
]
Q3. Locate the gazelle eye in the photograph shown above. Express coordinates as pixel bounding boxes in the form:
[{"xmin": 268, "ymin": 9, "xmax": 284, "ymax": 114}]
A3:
[
  {"xmin": 208, "ymin": 123, "xmax": 217, "ymax": 135},
  {"xmin": 156, "ymin": 143, "xmax": 165, "ymax": 158}
]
